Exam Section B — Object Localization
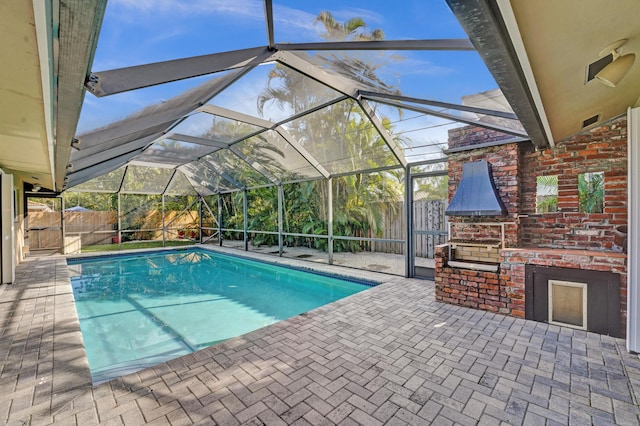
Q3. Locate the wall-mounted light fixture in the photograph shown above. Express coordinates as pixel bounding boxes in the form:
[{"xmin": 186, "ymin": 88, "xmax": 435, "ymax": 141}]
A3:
[{"xmin": 596, "ymin": 39, "xmax": 635, "ymax": 87}]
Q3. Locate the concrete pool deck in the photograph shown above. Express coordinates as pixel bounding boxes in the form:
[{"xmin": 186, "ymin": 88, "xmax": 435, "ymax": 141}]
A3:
[{"xmin": 1, "ymin": 247, "xmax": 639, "ymax": 425}]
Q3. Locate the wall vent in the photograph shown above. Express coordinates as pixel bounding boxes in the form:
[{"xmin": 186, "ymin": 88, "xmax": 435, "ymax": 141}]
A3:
[
  {"xmin": 582, "ymin": 114, "xmax": 600, "ymax": 128},
  {"xmin": 586, "ymin": 54, "xmax": 613, "ymax": 83}
]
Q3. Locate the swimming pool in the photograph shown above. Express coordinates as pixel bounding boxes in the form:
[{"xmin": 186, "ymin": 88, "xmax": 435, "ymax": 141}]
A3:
[{"xmin": 68, "ymin": 248, "xmax": 374, "ymax": 383}]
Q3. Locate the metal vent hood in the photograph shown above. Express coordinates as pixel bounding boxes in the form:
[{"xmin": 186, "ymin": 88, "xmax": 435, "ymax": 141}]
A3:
[{"xmin": 446, "ymin": 160, "xmax": 507, "ymax": 216}]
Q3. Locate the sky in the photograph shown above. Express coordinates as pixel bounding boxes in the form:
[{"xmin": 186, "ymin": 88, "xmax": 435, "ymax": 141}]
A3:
[{"xmin": 76, "ymin": 0, "xmax": 502, "ymax": 157}]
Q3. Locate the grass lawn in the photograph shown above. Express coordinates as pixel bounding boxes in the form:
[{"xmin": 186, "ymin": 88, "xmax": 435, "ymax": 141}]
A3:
[{"xmin": 81, "ymin": 240, "xmax": 194, "ymax": 253}]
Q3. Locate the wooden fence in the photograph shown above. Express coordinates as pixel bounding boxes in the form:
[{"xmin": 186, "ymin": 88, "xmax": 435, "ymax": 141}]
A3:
[
  {"xmin": 374, "ymin": 200, "xmax": 447, "ymax": 258},
  {"xmin": 28, "ymin": 201, "xmax": 447, "ymax": 258},
  {"xmin": 28, "ymin": 210, "xmax": 199, "ymax": 248},
  {"xmin": 413, "ymin": 199, "xmax": 448, "ymax": 258},
  {"xmin": 28, "ymin": 211, "xmax": 117, "ymax": 249}
]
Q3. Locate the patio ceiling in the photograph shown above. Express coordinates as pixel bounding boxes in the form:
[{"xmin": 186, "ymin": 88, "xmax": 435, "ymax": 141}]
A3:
[
  {"xmin": 0, "ymin": 1, "xmax": 104, "ymax": 191},
  {"xmin": 66, "ymin": 0, "xmax": 529, "ymax": 196},
  {"xmin": 447, "ymin": 0, "xmax": 640, "ymax": 144}
]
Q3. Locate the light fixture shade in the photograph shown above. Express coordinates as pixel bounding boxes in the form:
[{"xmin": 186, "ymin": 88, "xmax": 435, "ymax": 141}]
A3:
[{"xmin": 596, "ymin": 53, "xmax": 636, "ymax": 87}]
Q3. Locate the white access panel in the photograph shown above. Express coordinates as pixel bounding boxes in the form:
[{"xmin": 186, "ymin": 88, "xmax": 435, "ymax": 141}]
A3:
[{"xmin": 0, "ymin": 173, "xmax": 15, "ymax": 284}]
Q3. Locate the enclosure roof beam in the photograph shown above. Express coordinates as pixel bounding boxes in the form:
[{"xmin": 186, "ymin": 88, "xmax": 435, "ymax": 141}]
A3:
[
  {"xmin": 198, "ymin": 104, "xmax": 273, "ymax": 129},
  {"xmin": 264, "ymin": 0, "xmax": 274, "ymax": 50},
  {"xmin": 330, "ymin": 164, "xmax": 403, "ymax": 179},
  {"xmin": 275, "ymin": 126, "xmax": 330, "ymax": 179},
  {"xmin": 275, "ymin": 39, "xmax": 474, "ymax": 52},
  {"xmin": 229, "ymin": 146, "xmax": 279, "ymax": 185},
  {"xmin": 223, "ymin": 96, "xmax": 351, "ymax": 148},
  {"xmin": 85, "ymin": 47, "xmax": 274, "ymax": 97},
  {"xmin": 78, "ymin": 67, "xmax": 251, "ymax": 149},
  {"xmin": 76, "ymin": 117, "xmax": 181, "ymax": 154},
  {"xmin": 164, "ymin": 198, "xmax": 200, "ymax": 228},
  {"xmin": 165, "ymin": 133, "xmax": 230, "ymax": 149},
  {"xmin": 358, "ymin": 98, "xmax": 407, "ymax": 168},
  {"xmin": 200, "ymin": 161, "xmax": 244, "ymax": 190},
  {"xmin": 162, "ymin": 170, "xmax": 178, "ymax": 195},
  {"xmin": 359, "ymin": 90, "xmax": 519, "ymax": 120},
  {"xmin": 177, "ymin": 166, "xmax": 219, "ymax": 195},
  {"xmin": 70, "ymin": 133, "xmax": 163, "ymax": 170},
  {"xmin": 67, "ymin": 150, "xmax": 144, "ymax": 188},
  {"xmin": 271, "ymin": 50, "xmax": 361, "ymax": 98},
  {"xmin": 365, "ymin": 96, "xmax": 529, "ymax": 138},
  {"xmin": 117, "ymin": 166, "xmax": 128, "ymax": 193},
  {"xmin": 272, "ymin": 95, "xmax": 351, "ymax": 128}
]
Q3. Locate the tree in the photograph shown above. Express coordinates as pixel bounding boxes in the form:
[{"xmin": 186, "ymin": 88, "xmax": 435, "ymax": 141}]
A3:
[
  {"xmin": 578, "ymin": 172, "xmax": 604, "ymax": 213},
  {"xmin": 252, "ymin": 12, "xmax": 405, "ymax": 252},
  {"xmin": 416, "ymin": 175, "xmax": 449, "ymax": 201}
]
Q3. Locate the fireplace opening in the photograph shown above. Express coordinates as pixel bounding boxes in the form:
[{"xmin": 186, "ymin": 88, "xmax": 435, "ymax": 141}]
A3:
[
  {"xmin": 548, "ymin": 280, "xmax": 587, "ymax": 330},
  {"xmin": 526, "ymin": 265, "xmax": 622, "ymax": 337}
]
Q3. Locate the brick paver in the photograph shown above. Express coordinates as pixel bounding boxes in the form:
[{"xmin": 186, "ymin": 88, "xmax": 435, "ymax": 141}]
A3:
[{"xmin": 1, "ymin": 249, "xmax": 639, "ymax": 425}]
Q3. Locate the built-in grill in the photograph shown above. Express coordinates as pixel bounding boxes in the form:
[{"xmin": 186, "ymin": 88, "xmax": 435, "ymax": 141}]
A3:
[
  {"xmin": 446, "ymin": 222, "xmax": 514, "ymax": 272},
  {"xmin": 442, "ymin": 160, "xmax": 511, "ymax": 271}
]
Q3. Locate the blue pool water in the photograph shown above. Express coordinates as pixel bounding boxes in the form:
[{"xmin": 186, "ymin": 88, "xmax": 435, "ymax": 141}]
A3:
[{"xmin": 68, "ymin": 249, "xmax": 373, "ymax": 383}]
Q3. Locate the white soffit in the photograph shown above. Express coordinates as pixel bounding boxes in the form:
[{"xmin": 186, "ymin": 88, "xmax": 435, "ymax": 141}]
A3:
[
  {"xmin": 0, "ymin": 1, "xmax": 51, "ymax": 187},
  {"xmin": 496, "ymin": 0, "xmax": 555, "ymax": 147}
]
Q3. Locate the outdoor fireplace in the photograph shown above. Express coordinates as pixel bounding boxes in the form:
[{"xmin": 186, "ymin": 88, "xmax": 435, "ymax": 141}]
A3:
[
  {"xmin": 445, "ymin": 222, "xmax": 513, "ymax": 272},
  {"xmin": 436, "ymin": 123, "xmax": 627, "ymax": 337},
  {"xmin": 443, "ymin": 159, "xmax": 513, "ymax": 272},
  {"xmin": 525, "ymin": 265, "xmax": 622, "ymax": 337}
]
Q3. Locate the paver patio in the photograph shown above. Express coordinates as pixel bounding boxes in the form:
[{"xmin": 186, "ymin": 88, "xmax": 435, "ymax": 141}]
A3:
[{"xmin": 1, "ymin": 248, "xmax": 639, "ymax": 425}]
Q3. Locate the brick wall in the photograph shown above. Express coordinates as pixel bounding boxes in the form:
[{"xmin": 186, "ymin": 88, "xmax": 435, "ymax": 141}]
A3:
[
  {"xmin": 448, "ymin": 126, "xmax": 517, "ymax": 149},
  {"xmin": 436, "ymin": 244, "xmax": 627, "ymax": 334},
  {"xmin": 435, "ymin": 245, "xmax": 510, "ymax": 314},
  {"xmin": 453, "ymin": 245, "xmax": 500, "ymax": 263},
  {"xmin": 519, "ymin": 116, "xmax": 627, "ymax": 249},
  {"xmin": 435, "ymin": 118, "xmax": 628, "ymax": 336},
  {"xmin": 501, "ymin": 248, "xmax": 627, "ymax": 336},
  {"xmin": 447, "ymin": 142, "xmax": 521, "ymax": 246}
]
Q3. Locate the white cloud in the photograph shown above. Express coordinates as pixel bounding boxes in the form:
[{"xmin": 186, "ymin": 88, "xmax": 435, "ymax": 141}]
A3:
[
  {"xmin": 111, "ymin": 0, "xmax": 265, "ymax": 20},
  {"xmin": 392, "ymin": 56, "xmax": 454, "ymax": 77},
  {"xmin": 329, "ymin": 7, "xmax": 384, "ymax": 26},
  {"xmin": 272, "ymin": 7, "xmax": 318, "ymax": 33}
]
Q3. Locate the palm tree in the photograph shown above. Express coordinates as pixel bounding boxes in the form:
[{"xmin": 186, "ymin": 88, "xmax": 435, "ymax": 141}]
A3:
[
  {"xmin": 253, "ymin": 12, "xmax": 404, "ymax": 252},
  {"xmin": 315, "ymin": 11, "xmax": 385, "ymax": 41},
  {"xmin": 578, "ymin": 172, "xmax": 604, "ymax": 213},
  {"xmin": 315, "ymin": 11, "xmax": 397, "ymax": 94}
]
